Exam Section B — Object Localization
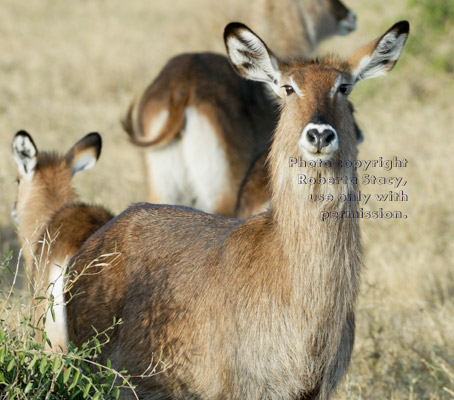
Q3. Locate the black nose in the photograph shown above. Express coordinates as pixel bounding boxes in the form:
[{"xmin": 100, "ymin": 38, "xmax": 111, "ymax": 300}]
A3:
[{"xmin": 306, "ymin": 129, "xmax": 336, "ymax": 151}]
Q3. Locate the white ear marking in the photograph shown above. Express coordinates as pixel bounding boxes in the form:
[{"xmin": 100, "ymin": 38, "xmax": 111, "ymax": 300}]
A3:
[
  {"xmin": 70, "ymin": 151, "xmax": 96, "ymax": 174},
  {"xmin": 351, "ymin": 22, "xmax": 409, "ymax": 82},
  {"xmin": 13, "ymin": 133, "xmax": 37, "ymax": 180},
  {"xmin": 225, "ymin": 24, "xmax": 282, "ymax": 94}
]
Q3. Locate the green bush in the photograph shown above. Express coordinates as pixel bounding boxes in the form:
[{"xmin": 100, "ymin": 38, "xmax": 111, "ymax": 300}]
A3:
[{"xmin": 0, "ymin": 252, "xmax": 137, "ymax": 399}]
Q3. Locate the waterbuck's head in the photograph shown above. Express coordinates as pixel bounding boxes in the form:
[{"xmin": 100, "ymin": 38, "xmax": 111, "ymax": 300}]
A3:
[
  {"xmin": 224, "ymin": 21, "xmax": 409, "ymax": 165},
  {"xmin": 307, "ymin": 0, "xmax": 357, "ymax": 40},
  {"xmin": 12, "ymin": 131, "xmax": 102, "ymax": 228}
]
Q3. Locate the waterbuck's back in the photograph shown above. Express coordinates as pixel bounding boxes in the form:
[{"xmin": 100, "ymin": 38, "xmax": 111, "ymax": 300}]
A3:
[{"xmin": 125, "ymin": 53, "xmax": 278, "ymax": 216}]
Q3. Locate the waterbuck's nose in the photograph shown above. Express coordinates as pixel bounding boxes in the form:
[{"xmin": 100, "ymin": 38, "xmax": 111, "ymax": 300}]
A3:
[
  {"xmin": 306, "ymin": 128, "xmax": 336, "ymax": 151},
  {"xmin": 299, "ymin": 123, "xmax": 339, "ymax": 160}
]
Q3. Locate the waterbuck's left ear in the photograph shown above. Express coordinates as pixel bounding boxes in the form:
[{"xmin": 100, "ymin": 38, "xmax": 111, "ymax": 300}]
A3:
[
  {"xmin": 348, "ymin": 21, "xmax": 410, "ymax": 82},
  {"xmin": 12, "ymin": 130, "xmax": 38, "ymax": 180},
  {"xmin": 224, "ymin": 22, "xmax": 282, "ymax": 95}
]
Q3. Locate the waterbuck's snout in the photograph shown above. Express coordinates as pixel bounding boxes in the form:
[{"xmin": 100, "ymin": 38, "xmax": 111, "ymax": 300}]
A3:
[{"xmin": 299, "ymin": 123, "xmax": 339, "ymax": 160}]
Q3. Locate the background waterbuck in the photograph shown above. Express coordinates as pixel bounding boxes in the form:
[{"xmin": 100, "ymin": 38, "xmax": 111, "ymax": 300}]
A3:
[
  {"xmin": 122, "ymin": 0, "xmax": 358, "ymax": 217},
  {"xmin": 67, "ymin": 20, "xmax": 409, "ymax": 399},
  {"xmin": 12, "ymin": 131, "xmax": 113, "ymax": 351},
  {"xmin": 250, "ymin": 0, "xmax": 356, "ymax": 59}
]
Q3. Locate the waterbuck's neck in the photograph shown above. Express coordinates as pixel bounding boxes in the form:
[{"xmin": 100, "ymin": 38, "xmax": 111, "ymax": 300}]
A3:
[
  {"xmin": 267, "ymin": 118, "xmax": 362, "ymax": 312},
  {"xmin": 18, "ymin": 162, "xmax": 78, "ymax": 247}
]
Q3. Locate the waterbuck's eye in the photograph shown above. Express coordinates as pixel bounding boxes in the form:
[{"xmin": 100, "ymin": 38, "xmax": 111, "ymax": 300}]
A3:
[
  {"xmin": 338, "ymin": 84, "xmax": 351, "ymax": 95},
  {"xmin": 282, "ymin": 85, "xmax": 294, "ymax": 96}
]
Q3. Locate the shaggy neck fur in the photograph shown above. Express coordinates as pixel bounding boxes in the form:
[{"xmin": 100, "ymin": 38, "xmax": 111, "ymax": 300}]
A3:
[{"xmin": 266, "ymin": 109, "xmax": 362, "ymax": 387}]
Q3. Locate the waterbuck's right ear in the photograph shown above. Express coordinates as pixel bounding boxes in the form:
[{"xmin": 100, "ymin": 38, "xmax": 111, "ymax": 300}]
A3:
[
  {"xmin": 12, "ymin": 130, "xmax": 38, "ymax": 180},
  {"xmin": 348, "ymin": 21, "xmax": 410, "ymax": 82},
  {"xmin": 65, "ymin": 132, "xmax": 102, "ymax": 175},
  {"xmin": 224, "ymin": 22, "xmax": 282, "ymax": 95}
]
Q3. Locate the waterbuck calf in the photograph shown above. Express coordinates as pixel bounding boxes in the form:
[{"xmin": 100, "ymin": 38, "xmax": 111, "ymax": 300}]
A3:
[
  {"xmin": 123, "ymin": 0, "xmax": 357, "ymax": 217},
  {"xmin": 12, "ymin": 131, "xmax": 113, "ymax": 351},
  {"xmin": 68, "ymin": 21, "xmax": 409, "ymax": 399}
]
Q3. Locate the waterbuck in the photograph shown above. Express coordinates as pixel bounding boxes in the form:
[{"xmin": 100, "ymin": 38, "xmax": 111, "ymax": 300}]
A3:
[
  {"xmin": 12, "ymin": 131, "xmax": 113, "ymax": 351},
  {"xmin": 68, "ymin": 21, "xmax": 409, "ymax": 399},
  {"xmin": 122, "ymin": 0, "xmax": 358, "ymax": 217}
]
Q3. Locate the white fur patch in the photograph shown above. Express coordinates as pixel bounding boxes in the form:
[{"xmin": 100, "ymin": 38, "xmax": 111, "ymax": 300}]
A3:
[
  {"xmin": 145, "ymin": 108, "xmax": 229, "ymax": 213},
  {"xmin": 145, "ymin": 137, "xmax": 191, "ymax": 206},
  {"xmin": 329, "ymin": 75, "xmax": 343, "ymax": 97},
  {"xmin": 13, "ymin": 135, "xmax": 37, "ymax": 180},
  {"xmin": 226, "ymin": 31, "xmax": 281, "ymax": 91},
  {"xmin": 290, "ymin": 77, "xmax": 304, "ymax": 97},
  {"xmin": 353, "ymin": 31, "xmax": 408, "ymax": 81},
  {"xmin": 181, "ymin": 108, "xmax": 229, "ymax": 213},
  {"xmin": 145, "ymin": 109, "xmax": 169, "ymax": 142},
  {"xmin": 71, "ymin": 153, "xmax": 96, "ymax": 173},
  {"xmin": 46, "ymin": 262, "xmax": 68, "ymax": 350}
]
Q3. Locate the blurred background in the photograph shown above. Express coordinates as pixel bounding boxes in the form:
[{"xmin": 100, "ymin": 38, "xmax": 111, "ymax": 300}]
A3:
[{"xmin": 0, "ymin": 0, "xmax": 453, "ymax": 398}]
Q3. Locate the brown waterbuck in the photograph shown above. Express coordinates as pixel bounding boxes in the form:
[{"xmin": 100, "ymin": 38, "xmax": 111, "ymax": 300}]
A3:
[
  {"xmin": 250, "ymin": 0, "xmax": 357, "ymax": 59},
  {"xmin": 122, "ymin": 0, "xmax": 358, "ymax": 217},
  {"xmin": 12, "ymin": 131, "xmax": 113, "ymax": 351},
  {"xmin": 67, "ymin": 21, "xmax": 409, "ymax": 399}
]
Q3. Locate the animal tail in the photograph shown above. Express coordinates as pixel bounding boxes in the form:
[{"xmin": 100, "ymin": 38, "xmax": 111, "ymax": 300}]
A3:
[{"xmin": 121, "ymin": 87, "xmax": 189, "ymax": 148}]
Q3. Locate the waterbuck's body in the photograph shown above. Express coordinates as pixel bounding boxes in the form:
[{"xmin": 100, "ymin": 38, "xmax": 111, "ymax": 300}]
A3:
[
  {"xmin": 123, "ymin": 0, "xmax": 357, "ymax": 217},
  {"xmin": 12, "ymin": 132, "xmax": 113, "ymax": 351},
  {"xmin": 68, "ymin": 21, "xmax": 409, "ymax": 399}
]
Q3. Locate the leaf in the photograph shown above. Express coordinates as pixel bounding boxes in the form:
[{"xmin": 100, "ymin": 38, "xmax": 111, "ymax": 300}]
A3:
[
  {"xmin": 6, "ymin": 358, "xmax": 15, "ymax": 372},
  {"xmin": 52, "ymin": 356, "xmax": 61, "ymax": 373},
  {"xmin": 24, "ymin": 382, "xmax": 33, "ymax": 394},
  {"xmin": 63, "ymin": 367, "xmax": 71, "ymax": 384},
  {"xmin": 82, "ymin": 381, "xmax": 91, "ymax": 398},
  {"xmin": 28, "ymin": 354, "xmax": 38, "ymax": 370},
  {"xmin": 92, "ymin": 392, "xmax": 101, "ymax": 400},
  {"xmin": 39, "ymin": 356, "xmax": 48, "ymax": 375},
  {"xmin": 51, "ymin": 304, "xmax": 56, "ymax": 322},
  {"xmin": 67, "ymin": 369, "xmax": 80, "ymax": 391}
]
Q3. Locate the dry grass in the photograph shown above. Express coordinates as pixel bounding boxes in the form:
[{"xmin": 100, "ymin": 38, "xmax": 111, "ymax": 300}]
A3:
[{"xmin": 0, "ymin": 0, "xmax": 453, "ymax": 398}]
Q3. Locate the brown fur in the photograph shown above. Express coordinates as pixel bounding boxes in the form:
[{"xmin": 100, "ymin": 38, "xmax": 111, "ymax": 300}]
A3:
[
  {"xmin": 66, "ymin": 22, "xmax": 409, "ymax": 399},
  {"xmin": 13, "ymin": 132, "xmax": 113, "ymax": 351},
  {"xmin": 122, "ymin": 1, "xmax": 356, "ymax": 217}
]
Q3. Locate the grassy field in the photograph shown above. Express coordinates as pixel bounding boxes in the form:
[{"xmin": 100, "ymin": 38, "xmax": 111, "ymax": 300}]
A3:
[{"xmin": 0, "ymin": 0, "xmax": 453, "ymax": 398}]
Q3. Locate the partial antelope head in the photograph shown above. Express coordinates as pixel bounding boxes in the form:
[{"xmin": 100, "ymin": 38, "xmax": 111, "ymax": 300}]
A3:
[
  {"xmin": 225, "ymin": 21, "xmax": 409, "ymax": 166},
  {"xmin": 12, "ymin": 131, "xmax": 102, "ymax": 235}
]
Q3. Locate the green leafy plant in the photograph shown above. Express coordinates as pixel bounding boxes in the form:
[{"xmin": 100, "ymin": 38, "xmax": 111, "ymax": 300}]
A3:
[{"xmin": 0, "ymin": 251, "xmax": 138, "ymax": 399}]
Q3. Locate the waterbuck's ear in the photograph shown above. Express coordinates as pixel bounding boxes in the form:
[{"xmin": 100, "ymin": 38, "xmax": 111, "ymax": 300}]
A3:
[
  {"xmin": 348, "ymin": 21, "xmax": 409, "ymax": 82},
  {"xmin": 65, "ymin": 132, "xmax": 102, "ymax": 175},
  {"xmin": 224, "ymin": 22, "xmax": 282, "ymax": 95},
  {"xmin": 12, "ymin": 131, "xmax": 38, "ymax": 180}
]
